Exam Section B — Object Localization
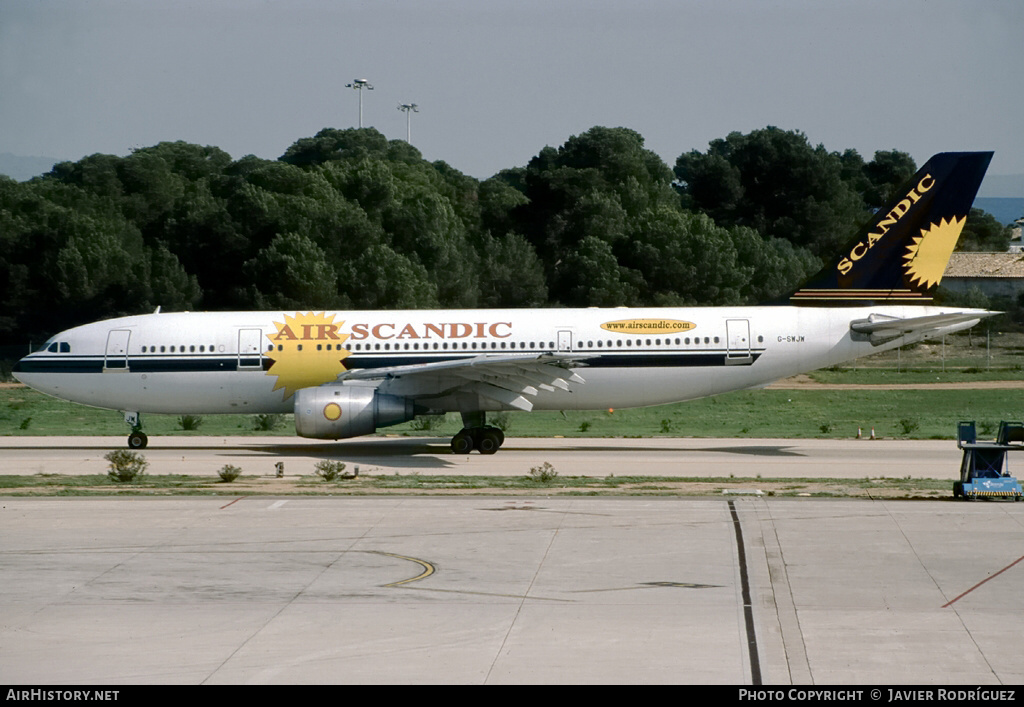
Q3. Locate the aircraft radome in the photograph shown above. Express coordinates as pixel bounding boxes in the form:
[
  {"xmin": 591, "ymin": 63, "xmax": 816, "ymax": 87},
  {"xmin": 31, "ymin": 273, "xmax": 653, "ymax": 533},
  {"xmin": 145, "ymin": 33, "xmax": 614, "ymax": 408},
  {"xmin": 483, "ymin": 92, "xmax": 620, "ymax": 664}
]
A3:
[{"xmin": 14, "ymin": 152, "xmax": 996, "ymax": 454}]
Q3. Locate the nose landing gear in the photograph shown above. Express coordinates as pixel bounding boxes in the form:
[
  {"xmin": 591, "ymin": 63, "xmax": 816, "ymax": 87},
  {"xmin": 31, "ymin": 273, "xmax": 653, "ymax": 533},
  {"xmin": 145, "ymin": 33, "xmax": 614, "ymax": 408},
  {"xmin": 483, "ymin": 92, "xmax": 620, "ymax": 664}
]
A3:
[{"xmin": 124, "ymin": 411, "xmax": 148, "ymax": 449}]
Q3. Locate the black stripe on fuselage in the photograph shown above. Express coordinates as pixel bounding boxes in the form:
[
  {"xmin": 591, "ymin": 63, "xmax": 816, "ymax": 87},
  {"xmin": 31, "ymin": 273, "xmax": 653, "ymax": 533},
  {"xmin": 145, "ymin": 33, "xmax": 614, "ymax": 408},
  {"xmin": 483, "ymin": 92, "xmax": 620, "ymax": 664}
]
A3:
[
  {"xmin": 15, "ymin": 350, "xmax": 764, "ymax": 375},
  {"xmin": 15, "ymin": 356, "xmax": 241, "ymax": 374},
  {"xmin": 339, "ymin": 352, "xmax": 762, "ymax": 368}
]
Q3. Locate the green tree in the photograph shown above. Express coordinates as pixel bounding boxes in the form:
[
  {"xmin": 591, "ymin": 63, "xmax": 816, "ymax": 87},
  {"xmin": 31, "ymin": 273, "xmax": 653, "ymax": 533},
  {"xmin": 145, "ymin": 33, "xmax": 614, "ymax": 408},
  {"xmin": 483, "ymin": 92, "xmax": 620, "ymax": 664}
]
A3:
[
  {"xmin": 48, "ymin": 153, "xmax": 124, "ymax": 202},
  {"xmin": 478, "ymin": 174, "xmax": 529, "ymax": 238},
  {"xmin": 244, "ymin": 231, "xmax": 342, "ymax": 309},
  {"xmin": 143, "ymin": 245, "xmax": 202, "ymax": 312},
  {"xmin": 675, "ymin": 127, "xmax": 869, "ymax": 257},
  {"xmin": 957, "ymin": 208, "xmax": 1012, "ymax": 252},
  {"xmin": 624, "ymin": 208, "xmax": 747, "ymax": 306},
  {"xmin": 133, "ymin": 141, "xmax": 232, "ymax": 181},
  {"xmin": 476, "ymin": 231, "xmax": 548, "ymax": 308},
  {"xmin": 861, "ymin": 149, "xmax": 917, "ymax": 209},
  {"xmin": 280, "ymin": 127, "xmax": 419, "ymax": 167},
  {"xmin": 336, "ymin": 243, "xmax": 438, "ymax": 309},
  {"xmin": 323, "ymin": 157, "xmax": 396, "ymax": 217},
  {"xmin": 516, "ymin": 127, "xmax": 675, "ymax": 251},
  {"xmin": 556, "ymin": 235, "xmax": 639, "ymax": 307},
  {"xmin": 729, "ymin": 228, "xmax": 820, "ymax": 303},
  {"xmin": 382, "ymin": 184, "xmax": 480, "ymax": 307},
  {"xmin": 512, "ymin": 127, "xmax": 683, "ymax": 305}
]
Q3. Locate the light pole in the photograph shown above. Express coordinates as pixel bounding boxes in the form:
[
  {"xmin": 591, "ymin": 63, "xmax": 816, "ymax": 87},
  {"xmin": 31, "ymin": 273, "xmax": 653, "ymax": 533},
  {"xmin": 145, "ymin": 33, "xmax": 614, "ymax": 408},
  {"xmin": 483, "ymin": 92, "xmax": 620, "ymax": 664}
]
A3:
[
  {"xmin": 397, "ymin": 103, "xmax": 418, "ymax": 143},
  {"xmin": 345, "ymin": 79, "xmax": 373, "ymax": 128}
]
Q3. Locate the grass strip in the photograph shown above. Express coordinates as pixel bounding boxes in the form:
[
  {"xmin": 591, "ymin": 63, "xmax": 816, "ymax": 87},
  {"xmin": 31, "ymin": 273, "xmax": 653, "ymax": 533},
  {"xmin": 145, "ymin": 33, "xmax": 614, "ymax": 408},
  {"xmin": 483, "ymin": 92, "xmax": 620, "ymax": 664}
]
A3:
[{"xmin": 0, "ymin": 473, "xmax": 963, "ymax": 500}]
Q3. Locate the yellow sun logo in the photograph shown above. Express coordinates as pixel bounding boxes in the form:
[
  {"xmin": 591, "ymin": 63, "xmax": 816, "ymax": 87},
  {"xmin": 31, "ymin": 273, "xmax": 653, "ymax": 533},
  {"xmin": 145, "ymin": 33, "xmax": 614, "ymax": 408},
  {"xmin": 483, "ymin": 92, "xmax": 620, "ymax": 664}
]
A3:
[
  {"xmin": 266, "ymin": 312, "xmax": 351, "ymax": 400},
  {"xmin": 903, "ymin": 216, "xmax": 966, "ymax": 289}
]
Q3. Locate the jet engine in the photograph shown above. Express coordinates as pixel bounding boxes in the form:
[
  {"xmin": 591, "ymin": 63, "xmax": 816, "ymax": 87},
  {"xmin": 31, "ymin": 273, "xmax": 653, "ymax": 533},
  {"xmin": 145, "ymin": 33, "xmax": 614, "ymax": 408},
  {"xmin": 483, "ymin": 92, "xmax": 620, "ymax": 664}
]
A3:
[{"xmin": 294, "ymin": 385, "xmax": 415, "ymax": 440}]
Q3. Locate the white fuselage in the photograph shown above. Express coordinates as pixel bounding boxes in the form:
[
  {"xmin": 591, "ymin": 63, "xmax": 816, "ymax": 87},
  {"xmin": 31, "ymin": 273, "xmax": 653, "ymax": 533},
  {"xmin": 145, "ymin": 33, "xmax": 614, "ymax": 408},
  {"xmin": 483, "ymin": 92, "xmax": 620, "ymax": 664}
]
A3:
[{"xmin": 14, "ymin": 305, "xmax": 976, "ymax": 417}]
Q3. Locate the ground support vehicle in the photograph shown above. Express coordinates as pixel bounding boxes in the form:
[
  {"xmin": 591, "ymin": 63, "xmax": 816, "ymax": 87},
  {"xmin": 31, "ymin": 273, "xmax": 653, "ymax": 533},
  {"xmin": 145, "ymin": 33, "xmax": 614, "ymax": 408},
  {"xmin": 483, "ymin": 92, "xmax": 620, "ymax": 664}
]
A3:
[{"xmin": 955, "ymin": 421, "xmax": 1024, "ymax": 500}]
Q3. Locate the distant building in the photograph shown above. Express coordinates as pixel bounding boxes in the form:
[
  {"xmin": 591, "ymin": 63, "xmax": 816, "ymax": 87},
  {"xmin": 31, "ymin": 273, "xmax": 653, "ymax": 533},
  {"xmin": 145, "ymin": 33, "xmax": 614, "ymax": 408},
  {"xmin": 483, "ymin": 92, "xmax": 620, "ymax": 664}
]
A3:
[
  {"xmin": 1011, "ymin": 222, "xmax": 1024, "ymax": 254},
  {"xmin": 943, "ymin": 252, "xmax": 1024, "ymax": 299}
]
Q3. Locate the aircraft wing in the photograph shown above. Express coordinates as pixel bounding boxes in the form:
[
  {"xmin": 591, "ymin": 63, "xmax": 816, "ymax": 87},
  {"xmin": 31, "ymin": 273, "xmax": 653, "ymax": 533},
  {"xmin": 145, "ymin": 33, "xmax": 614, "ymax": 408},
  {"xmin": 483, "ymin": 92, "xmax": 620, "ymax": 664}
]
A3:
[
  {"xmin": 850, "ymin": 311, "xmax": 997, "ymax": 345},
  {"xmin": 337, "ymin": 353, "xmax": 590, "ymax": 411}
]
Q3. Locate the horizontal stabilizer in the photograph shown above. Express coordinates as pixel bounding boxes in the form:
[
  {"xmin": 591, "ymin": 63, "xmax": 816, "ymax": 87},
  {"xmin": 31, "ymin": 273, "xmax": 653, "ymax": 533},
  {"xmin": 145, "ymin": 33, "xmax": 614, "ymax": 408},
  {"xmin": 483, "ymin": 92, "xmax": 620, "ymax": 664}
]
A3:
[{"xmin": 850, "ymin": 310, "xmax": 996, "ymax": 346}]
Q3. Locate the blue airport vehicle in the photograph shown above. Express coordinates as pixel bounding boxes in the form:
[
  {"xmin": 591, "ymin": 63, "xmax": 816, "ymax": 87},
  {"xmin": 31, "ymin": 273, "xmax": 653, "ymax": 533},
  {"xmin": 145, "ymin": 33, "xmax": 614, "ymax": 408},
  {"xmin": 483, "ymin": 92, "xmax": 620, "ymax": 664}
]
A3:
[{"xmin": 955, "ymin": 421, "xmax": 1024, "ymax": 500}]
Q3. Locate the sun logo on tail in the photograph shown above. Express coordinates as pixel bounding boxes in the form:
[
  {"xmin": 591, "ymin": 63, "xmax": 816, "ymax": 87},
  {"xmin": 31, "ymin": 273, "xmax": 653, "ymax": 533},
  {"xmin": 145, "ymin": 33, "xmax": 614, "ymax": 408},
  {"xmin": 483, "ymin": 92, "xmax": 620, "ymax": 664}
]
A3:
[
  {"xmin": 266, "ymin": 312, "xmax": 351, "ymax": 400},
  {"xmin": 903, "ymin": 216, "xmax": 966, "ymax": 289}
]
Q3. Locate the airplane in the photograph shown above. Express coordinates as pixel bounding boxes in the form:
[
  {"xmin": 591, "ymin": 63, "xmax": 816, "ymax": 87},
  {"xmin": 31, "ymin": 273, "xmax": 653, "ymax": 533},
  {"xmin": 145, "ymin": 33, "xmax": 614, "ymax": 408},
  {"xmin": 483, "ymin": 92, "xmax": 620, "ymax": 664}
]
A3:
[{"xmin": 13, "ymin": 151, "xmax": 996, "ymax": 454}]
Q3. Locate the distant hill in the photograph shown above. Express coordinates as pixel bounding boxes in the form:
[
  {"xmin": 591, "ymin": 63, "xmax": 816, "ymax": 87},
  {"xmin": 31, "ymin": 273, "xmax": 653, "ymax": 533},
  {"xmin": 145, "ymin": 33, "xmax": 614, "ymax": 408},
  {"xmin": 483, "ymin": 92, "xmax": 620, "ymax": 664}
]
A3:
[{"xmin": 0, "ymin": 153, "xmax": 59, "ymax": 181}]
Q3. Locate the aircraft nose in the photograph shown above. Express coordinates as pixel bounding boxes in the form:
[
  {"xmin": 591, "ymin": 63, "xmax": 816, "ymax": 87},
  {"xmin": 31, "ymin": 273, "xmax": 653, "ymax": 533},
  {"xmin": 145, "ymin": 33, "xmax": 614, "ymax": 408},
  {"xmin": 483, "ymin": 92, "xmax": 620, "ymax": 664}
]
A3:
[
  {"xmin": 11, "ymin": 354, "xmax": 31, "ymax": 384},
  {"xmin": 11, "ymin": 351, "xmax": 58, "ymax": 394},
  {"xmin": 11, "ymin": 348, "xmax": 51, "ymax": 385}
]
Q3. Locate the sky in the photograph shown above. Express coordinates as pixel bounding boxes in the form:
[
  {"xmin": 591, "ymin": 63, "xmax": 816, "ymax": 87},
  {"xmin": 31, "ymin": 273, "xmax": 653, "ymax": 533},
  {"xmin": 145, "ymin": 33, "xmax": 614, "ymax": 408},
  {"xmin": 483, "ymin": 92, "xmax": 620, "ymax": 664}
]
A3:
[{"xmin": 1, "ymin": 0, "xmax": 1022, "ymax": 189}]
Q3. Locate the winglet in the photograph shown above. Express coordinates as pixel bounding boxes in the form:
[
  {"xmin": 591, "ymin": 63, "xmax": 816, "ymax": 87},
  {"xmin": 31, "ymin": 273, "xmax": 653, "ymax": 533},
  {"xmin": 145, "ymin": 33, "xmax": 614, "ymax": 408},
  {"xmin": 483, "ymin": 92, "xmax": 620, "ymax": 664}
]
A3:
[{"xmin": 790, "ymin": 151, "xmax": 993, "ymax": 305}]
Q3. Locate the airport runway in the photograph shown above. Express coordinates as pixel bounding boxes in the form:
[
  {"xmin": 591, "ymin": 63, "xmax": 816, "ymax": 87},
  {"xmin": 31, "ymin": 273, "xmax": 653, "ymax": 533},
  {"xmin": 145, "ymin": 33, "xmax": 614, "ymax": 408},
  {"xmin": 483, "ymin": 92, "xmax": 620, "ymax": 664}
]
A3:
[
  {"xmin": 2, "ymin": 496, "xmax": 1022, "ymax": 684},
  {"xmin": 0, "ymin": 435, "xmax": 972, "ymax": 479}
]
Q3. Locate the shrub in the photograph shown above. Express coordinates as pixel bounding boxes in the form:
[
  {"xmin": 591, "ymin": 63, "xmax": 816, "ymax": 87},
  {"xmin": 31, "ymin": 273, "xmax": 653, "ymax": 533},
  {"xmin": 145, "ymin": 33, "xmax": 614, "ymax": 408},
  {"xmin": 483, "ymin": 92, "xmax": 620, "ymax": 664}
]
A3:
[
  {"xmin": 529, "ymin": 462, "xmax": 558, "ymax": 483},
  {"xmin": 898, "ymin": 418, "xmax": 919, "ymax": 435},
  {"xmin": 410, "ymin": 415, "xmax": 443, "ymax": 431},
  {"xmin": 314, "ymin": 460, "xmax": 347, "ymax": 481},
  {"xmin": 490, "ymin": 412, "xmax": 511, "ymax": 432},
  {"xmin": 178, "ymin": 414, "xmax": 203, "ymax": 431},
  {"xmin": 217, "ymin": 464, "xmax": 242, "ymax": 483},
  {"xmin": 104, "ymin": 450, "xmax": 148, "ymax": 483},
  {"xmin": 252, "ymin": 413, "xmax": 283, "ymax": 431}
]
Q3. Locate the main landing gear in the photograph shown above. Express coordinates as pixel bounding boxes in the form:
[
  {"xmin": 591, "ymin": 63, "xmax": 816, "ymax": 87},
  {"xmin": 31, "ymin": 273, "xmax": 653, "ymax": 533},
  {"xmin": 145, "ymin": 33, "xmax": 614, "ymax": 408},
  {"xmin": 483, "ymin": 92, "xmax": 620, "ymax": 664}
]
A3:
[
  {"xmin": 450, "ymin": 412, "xmax": 505, "ymax": 454},
  {"xmin": 451, "ymin": 426, "xmax": 505, "ymax": 455},
  {"xmin": 124, "ymin": 411, "xmax": 148, "ymax": 449}
]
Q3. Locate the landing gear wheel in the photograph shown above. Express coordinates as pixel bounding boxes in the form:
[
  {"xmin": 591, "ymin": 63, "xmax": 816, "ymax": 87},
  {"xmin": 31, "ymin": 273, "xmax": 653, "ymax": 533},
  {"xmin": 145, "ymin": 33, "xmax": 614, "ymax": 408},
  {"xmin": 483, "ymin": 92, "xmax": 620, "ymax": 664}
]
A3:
[
  {"xmin": 451, "ymin": 424, "xmax": 506, "ymax": 454},
  {"xmin": 477, "ymin": 429, "xmax": 502, "ymax": 455},
  {"xmin": 128, "ymin": 431, "xmax": 148, "ymax": 449},
  {"xmin": 451, "ymin": 430, "xmax": 474, "ymax": 454}
]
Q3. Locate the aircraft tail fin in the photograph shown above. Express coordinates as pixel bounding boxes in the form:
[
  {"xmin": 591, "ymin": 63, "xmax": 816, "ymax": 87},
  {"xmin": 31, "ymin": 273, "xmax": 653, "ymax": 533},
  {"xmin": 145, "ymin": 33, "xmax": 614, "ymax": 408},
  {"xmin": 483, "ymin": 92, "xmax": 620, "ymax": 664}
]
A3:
[{"xmin": 790, "ymin": 151, "xmax": 992, "ymax": 305}]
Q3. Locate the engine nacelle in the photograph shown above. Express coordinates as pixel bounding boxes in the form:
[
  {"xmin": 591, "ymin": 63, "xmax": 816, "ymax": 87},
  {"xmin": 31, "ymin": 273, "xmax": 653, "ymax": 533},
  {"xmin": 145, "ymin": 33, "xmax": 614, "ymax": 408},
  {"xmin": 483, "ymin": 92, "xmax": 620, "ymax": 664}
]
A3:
[{"xmin": 294, "ymin": 385, "xmax": 415, "ymax": 440}]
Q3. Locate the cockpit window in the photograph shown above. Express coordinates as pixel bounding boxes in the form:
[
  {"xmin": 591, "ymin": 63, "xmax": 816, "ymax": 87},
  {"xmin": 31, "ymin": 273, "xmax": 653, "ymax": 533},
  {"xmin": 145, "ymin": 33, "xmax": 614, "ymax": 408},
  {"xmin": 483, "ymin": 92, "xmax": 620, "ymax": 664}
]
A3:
[
  {"xmin": 47, "ymin": 343, "xmax": 58, "ymax": 353},
  {"xmin": 60, "ymin": 342, "xmax": 70, "ymax": 353}
]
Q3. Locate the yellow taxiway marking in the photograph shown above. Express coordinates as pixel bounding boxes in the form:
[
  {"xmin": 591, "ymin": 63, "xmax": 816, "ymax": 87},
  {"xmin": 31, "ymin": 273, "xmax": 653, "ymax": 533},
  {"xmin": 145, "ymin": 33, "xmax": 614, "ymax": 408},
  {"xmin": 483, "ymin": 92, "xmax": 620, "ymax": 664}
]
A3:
[
  {"xmin": 368, "ymin": 551, "xmax": 436, "ymax": 587},
  {"xmin": 367, "ymin": 550, "xmax": 570, "ymax": 600}
]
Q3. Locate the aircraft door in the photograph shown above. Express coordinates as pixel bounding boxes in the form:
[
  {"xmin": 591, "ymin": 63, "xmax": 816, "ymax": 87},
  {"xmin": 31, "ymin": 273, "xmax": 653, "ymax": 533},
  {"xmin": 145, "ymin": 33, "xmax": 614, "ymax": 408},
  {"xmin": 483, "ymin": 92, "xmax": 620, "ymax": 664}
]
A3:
[
  {"xmin": 237, "ymin": 329, "xmax": 264, "ymax": 369},
  {"xmin": 104, "ymin": 329, "xmax": 131, "ymax": 370},
  {"xmin": 557, "ymin": 330, "xmax": 573, "ymax": 352},
  {"xmin": 725, "ymin": 319, "xmax": 753, "ymax": 365}
]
